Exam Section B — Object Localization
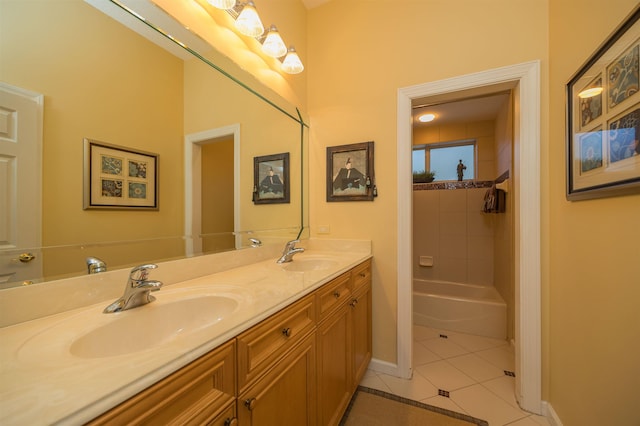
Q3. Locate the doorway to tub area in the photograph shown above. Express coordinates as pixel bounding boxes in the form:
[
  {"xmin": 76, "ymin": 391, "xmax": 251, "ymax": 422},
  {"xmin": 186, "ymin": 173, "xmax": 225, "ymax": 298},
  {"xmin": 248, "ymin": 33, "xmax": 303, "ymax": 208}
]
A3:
[
  {"xmin": 396, "ymin": 62, "xmax": 542, "ymax": 415},
  {"xmin": 411, "ymin": 91, "xmax": 513, "ymax": 343}
]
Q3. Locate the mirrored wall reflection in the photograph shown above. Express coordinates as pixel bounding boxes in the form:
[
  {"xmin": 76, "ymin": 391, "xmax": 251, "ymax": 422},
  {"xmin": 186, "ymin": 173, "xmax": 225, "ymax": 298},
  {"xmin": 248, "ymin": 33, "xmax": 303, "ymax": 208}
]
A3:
[{"xmin": 0, "ymin": 0, "xmax": 307, "ymax": 289}]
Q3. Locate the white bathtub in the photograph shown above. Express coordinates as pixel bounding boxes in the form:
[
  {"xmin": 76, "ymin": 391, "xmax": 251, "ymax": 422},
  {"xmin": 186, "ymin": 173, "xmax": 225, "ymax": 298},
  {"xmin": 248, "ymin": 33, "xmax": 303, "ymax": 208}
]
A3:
[{"xmin": 413, "ymin": 279, "xmax": 506, "ymax": 339}]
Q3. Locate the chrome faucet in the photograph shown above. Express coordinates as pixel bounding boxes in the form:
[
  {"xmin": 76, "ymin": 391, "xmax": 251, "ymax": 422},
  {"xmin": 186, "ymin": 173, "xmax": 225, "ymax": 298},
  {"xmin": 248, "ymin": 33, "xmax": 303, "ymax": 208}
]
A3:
[
  {"xmin": 276, "ymin": 239, "xmax": 305, "ymax": 263},
  {"xmin": 103, "ymin": 264, "xmax": 163, "ymax": 313},
  {"xmin": 86, "ymin": 257, "xmax": 107, "ymax": 274}
]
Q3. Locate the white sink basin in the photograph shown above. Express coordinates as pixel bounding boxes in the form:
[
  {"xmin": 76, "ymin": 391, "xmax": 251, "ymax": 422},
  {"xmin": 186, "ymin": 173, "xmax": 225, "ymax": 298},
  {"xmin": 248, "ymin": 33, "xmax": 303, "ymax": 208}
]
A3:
[
  {"xmin": 282, "ymin": 256, "xmax": 339, "ymax": 272},
  {"xmin": 70, "ymin": 295, "xmax": 238, "ymax": 358}
]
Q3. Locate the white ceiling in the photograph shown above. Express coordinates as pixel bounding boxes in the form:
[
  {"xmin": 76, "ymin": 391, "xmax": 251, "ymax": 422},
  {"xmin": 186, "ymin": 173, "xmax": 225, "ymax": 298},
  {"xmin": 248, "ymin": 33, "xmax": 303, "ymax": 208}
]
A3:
[{"xmin": 413, "ymin": 92, "xmax": 511, "ymax": 127}]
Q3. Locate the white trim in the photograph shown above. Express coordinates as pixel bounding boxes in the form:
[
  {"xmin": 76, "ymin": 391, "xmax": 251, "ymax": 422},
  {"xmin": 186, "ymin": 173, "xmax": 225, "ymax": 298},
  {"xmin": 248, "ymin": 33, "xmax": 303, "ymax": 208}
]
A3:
[
  {"xmin": 395, "ymin": 61, "xmax": 542, "ymax": 413},
  {"xmin": 184, "ymin": 124, "xmax": 241, "ymax": 255},
  {"xmin": 544, "ymin": 401, "xmax": 564, "ymax": 426}
]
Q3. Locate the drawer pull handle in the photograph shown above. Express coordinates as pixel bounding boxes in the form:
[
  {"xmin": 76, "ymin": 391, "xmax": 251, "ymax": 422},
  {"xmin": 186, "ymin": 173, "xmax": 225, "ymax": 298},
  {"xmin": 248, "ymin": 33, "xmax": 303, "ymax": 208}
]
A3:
[
  {"xmin": 359, "ymin": 272, "xmax": 366, "ymax": 277},
  {"xmin": 350, "ymin": 299, "xmax": 358, "ymax": 307},
  {"xmin": 333, "ymin": 291, "xmax": 340, "ymax": 298},
  {"xmin": 224, "ymin": 418, "xmax": 238, "ymax": 426},
  {"xmin": 282, "ymin": 327, "xmax": 292, "ymax": 337},
  {"xmin": 245, "ymin": 398, "xmax": 257, "ymax": 411}
]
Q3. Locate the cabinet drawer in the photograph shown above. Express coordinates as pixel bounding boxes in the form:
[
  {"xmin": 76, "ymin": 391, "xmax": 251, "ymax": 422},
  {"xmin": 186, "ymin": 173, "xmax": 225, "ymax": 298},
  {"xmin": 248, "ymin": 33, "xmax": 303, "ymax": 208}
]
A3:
[
  {"xmin": 351, "ymin": 259, "xmax": 371, "ymax": 293},
  {"xmin": 237, "ymin": 293, "xmax": 316, "ymax": 392},
  {"xmin": 88, "ymin": 340, "xmax": 236, "ymax": 426},
  {"xmin": 206, "ymin": 402, "xmax": 237, "ymax": 426},
  {"xmin": 316, "ymin": 272, "xmax": 351, "ymax": 321}
]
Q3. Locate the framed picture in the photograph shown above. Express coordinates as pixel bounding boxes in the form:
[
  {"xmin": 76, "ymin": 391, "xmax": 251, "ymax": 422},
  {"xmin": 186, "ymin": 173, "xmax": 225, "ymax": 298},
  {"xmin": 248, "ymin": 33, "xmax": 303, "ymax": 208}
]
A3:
[
  {"xmin": 253, "ymin": 152, "xmax": 290, "ymax": 204},
  {"xmin": 566, "ymin": 6, "xmax": 640, "ymax": 200},
  {"xmin": 83, "ymin": 139, "xmax": 159, "ymax": 210},
  {"xmin": 326, "ymin": 141, "xmax": 375, "ymax": 202}
]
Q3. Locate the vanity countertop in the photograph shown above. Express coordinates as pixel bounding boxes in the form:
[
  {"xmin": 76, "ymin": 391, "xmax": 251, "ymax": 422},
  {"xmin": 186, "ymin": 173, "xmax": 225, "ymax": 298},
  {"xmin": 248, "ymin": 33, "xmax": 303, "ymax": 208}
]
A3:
[{"xmin": 0, "ymin": 244, "xmax": 371, "ymax": 425}]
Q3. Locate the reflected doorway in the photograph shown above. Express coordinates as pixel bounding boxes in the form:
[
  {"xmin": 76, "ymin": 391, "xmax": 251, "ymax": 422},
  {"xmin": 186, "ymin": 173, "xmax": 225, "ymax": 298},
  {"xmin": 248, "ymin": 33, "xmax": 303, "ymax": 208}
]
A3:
[{"xmin": 185, "ymin": 125, "xmax": 240, "ymax": 256}]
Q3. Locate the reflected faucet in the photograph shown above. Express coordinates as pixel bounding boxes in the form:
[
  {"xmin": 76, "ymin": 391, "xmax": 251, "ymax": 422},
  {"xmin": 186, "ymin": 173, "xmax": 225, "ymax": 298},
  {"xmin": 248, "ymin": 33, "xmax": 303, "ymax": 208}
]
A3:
[
  {"xmin": 86, "ymin": 257, "xmax": 107, "ymax": 274},
  {"xmin": 103, "ymin": 264, "xmax": 163, "ymax": 313},
  {"xmin": 276, "ymin": 239, "xmax": 305, "ymax": 264}
]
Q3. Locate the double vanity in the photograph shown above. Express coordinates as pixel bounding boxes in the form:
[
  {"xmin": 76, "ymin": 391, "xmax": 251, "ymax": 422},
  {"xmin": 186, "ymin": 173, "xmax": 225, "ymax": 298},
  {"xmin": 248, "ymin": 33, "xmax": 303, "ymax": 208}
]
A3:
[{"xmin": 0, "ymin": 239, "xmax": 372, "ymax": 425}]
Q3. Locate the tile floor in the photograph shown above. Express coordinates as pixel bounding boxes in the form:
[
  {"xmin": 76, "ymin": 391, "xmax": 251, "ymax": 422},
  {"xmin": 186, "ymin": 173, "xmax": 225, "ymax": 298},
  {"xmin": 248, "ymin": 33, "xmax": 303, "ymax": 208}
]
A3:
[{"xmin": 359, "ymin": 325, "xmax": 551, "ymax": 426}]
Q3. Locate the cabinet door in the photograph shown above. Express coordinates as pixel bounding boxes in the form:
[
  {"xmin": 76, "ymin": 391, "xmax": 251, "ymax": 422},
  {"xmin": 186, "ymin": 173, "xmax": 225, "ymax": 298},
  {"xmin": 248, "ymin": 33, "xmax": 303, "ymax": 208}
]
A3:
[
  {"xmin": 317, "ymin": 304, "xmax": 352, "ymax": 426},
  {"xmin": 351, "ymin": 282, "xmax": 372, "ymax": 392},
  {"xmin": 238, "ymin": 332, "xmax": 316, "ymax": 426}
]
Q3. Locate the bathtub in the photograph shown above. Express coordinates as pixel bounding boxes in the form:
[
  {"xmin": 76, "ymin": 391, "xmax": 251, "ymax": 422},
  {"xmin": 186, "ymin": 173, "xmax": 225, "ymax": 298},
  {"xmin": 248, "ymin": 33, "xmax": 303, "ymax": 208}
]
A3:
[{"xmin": 413, "ymin": 279, "xmax": 507, "ymax": 339}]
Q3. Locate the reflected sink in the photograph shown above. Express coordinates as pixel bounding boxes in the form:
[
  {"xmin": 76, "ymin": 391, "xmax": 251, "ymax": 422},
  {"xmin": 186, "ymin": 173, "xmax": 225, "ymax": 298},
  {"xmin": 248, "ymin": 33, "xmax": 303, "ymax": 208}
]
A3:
[
  {"xmin": 282, "ymin": 256, "xmax": 339, "ymax": 272},
  {"xmin": 70, "ymin": 296, "xmax": 238, "ymax": 358}
]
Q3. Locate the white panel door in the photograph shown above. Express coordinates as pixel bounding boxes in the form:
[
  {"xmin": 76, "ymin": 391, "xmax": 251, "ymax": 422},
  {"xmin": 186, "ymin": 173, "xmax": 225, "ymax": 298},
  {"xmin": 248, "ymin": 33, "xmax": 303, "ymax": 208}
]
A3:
[{"xmin": 0, "ymin": 83, "xmax": 43, "ymax": 286}]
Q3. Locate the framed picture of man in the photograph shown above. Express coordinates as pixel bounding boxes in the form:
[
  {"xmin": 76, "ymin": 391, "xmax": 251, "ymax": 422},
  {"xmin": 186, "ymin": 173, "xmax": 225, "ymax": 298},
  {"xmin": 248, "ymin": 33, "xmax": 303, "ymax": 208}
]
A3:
[
  {"xmin": 326, "ymin": 141, "xmax": 375, "ymax": 202},
  {"xmin": 253, "ymin": 152, "xmax": 289, "ymax": 204}
]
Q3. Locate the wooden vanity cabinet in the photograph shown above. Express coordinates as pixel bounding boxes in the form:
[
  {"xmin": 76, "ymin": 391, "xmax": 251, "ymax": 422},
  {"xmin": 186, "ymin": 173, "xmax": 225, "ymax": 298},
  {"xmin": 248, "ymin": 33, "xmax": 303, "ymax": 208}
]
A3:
[
  {"xmin": 350, "ymin": 260, "xmax": 372, "ymax": 392},
  {"xmin": 316, "ymin": 272, "xmax": 352, "ymax": 426},
  {"xmin": 87, "ymin": 259, "xmax": 372, "ymax": 426},
  {"xmin": 236, "ymin": 293, "xmax": 317, "ymax": 425},
  {"xmin": 87, "ymin": 339, "xmax": 236, "ymax": 426},
  {"xmin": 237, "ymin": 332, "xmax": 317, "ymax": 426},
  {"xmin": 316, "ymin": 260, "xmax": 372, "ymax": 426}
]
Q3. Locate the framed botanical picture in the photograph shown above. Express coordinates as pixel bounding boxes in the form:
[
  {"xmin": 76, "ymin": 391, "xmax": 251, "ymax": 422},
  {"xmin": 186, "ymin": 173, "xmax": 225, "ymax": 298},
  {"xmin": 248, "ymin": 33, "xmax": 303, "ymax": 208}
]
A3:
[
  {"xmin": 253, "ymin": 152, "xmax": 290, "ymax": 204},
  {"xmin": 566, "ymin": 6, "xmax": 640, "ymax": 200},
  {"xmin": 83, "ymin": 139, "xmax": 159, "ymax": 210},
  {"xmin": 326, "ymin": 141, "xmax": 375, "ymax": 202}
]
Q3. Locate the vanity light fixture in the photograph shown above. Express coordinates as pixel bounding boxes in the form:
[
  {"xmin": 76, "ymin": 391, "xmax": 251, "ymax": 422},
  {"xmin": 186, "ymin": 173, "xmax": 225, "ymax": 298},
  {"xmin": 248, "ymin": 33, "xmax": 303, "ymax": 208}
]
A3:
[
  {"xmin": 418, "ymin": 113, "xmax": 436, "ymax": 123},
  {"xmin": 207, "ymin": 0, "xmax": 236, "ymax": 9},
  {"xmin": 578, "ymin": 87, "xmax": 604, "ymax": 98},
  {"xmin": 281, "ymin": 46, "xmax": 304, "ymax": 74},
  {"xmin": 234, "ymin": 1, "xmax": 264, "ymax": 37},
  {"xmin": 262, "ymin": 25, "xmax": 287, "ymax": 58},
  {"xmin": 219, "ymin": 1, "xmax": 305, "ymax": 73}
]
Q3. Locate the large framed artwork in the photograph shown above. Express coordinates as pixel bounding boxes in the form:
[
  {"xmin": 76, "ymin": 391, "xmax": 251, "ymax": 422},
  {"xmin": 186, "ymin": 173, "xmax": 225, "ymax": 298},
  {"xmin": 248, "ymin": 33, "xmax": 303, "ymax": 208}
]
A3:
[
  {"xmin": 566, "ymin": 5, "xmax": 640, "ymax": 200},
  {"xmin": 83, "ymin": 139, "xmax": 159, "ymax": 210},
  {"xmin": 253, "ymin": 152, "xmax": 290, "ymax": 204},
  {"xmin": 326, "ymin": 141, "xmax": 375, "ymax": 202}
]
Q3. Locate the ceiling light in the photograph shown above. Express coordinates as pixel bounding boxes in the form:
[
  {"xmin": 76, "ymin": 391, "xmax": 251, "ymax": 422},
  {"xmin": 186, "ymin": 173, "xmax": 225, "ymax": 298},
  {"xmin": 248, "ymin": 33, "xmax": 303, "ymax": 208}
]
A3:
[
  {"xmin": 281, "ymin": 46, "xmax": 304, "ymax": 74},
  {"xmin": 418, "ymin": 113, "xmax": 436, "ymax": 123},
  {"xmin": 207, "ymin": 0, "xmax": 236, "ymax": 9},
  {"xmin": 578, "ymin": 87, "xmax": 604, "ymax": 98},
  {"xmin": 234, "ymin": 1, "xmax": 264, "ymax": 37},
  {"xmin": 262, "ymin": 25, "xmax": 287, "ymax": 58}
]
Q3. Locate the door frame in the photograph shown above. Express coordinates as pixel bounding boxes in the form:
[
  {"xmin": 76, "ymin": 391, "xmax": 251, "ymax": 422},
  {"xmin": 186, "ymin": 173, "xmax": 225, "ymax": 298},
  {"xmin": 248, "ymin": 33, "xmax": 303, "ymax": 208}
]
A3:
[
  {"xmin": 184, "ymin": 124, "xmax": 241, "ymax": 255},
  {"xmin": 395, "ymin": 61, "xmax": 542, "ymax": 414}
]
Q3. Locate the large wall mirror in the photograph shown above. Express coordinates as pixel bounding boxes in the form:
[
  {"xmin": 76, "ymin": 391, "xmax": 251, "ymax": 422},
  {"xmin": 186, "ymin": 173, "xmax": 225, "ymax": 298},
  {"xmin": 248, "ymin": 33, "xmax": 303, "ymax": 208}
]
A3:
[{"xmin": 0, "ymin": 0, "xmax": 309, "ymax": 289}]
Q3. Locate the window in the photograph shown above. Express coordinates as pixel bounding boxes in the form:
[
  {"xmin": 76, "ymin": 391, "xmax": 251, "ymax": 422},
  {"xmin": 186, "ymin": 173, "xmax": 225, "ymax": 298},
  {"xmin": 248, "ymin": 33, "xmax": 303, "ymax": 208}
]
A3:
[{"xmin": 412, "ymin": 140, "xmax": 476, "ymax": 181}]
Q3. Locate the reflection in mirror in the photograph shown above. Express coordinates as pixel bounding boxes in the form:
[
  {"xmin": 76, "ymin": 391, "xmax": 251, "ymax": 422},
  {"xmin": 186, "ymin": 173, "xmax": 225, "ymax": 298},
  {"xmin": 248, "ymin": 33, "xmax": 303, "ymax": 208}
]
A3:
[{"xmin": 0, "ymin": 0, "xmax": 308, "ymax": 289}]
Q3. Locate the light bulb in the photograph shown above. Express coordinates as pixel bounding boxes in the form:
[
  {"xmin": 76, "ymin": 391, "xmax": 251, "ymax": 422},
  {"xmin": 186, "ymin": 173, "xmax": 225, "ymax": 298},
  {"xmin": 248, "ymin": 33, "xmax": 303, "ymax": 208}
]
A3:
[
  {"xmin": 262, "ymin": 25, "xmax": 287, "ymax": 58},
  {"xmin": 282, "ymin": 46, "xmax": 304, "ymax": 74},
  {"xmin": 418, "ymin": 113, "xmax": 436, "ymax": 122},
  {"xmin": 207, "ymin": 0, "xmax": 236, "ymax": 9},
  {"xmin": 234, "ymin": 1, "xmax": 264, "ymax": 37}
]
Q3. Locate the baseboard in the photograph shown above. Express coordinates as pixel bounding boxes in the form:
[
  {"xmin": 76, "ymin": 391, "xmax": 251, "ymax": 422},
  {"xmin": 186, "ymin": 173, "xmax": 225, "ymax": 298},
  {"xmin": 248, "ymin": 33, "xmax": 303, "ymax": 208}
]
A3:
[
  {"xmin": 368, "ymin": 357, "xmax": 406, "ymax": 377},
  {"xmin": 543, "ymin": 401, "xmax": 564, "ymax": 426}
]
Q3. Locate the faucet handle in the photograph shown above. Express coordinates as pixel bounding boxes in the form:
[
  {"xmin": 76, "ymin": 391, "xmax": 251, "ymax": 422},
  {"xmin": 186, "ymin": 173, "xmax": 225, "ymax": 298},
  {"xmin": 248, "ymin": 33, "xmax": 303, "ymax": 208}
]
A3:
[
  {"xmin": 130, "ymin": 263, "xmax": 158, "ymax": 281},
  {"xmin": 285, "ymin": 239, "xmax": 300, "ymax": 250}
]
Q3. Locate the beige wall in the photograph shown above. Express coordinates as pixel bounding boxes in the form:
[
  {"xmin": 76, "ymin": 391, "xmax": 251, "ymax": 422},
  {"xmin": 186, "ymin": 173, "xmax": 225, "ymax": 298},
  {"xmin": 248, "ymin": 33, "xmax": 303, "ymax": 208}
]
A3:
[
  {"xmin": 548, "ymin": 1, "xmax": 640, "ymax": 424},
  {"xmin": 202, "ymin": 139, "xmax": 235, "ymax": 252},
  {"xmin": 307, "ymin": 0, "xmax": 548, "ymax": 366}
]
